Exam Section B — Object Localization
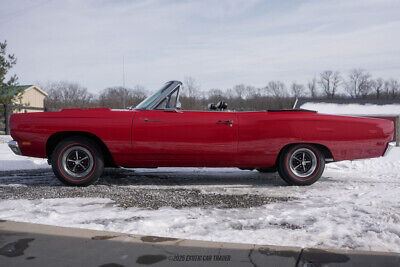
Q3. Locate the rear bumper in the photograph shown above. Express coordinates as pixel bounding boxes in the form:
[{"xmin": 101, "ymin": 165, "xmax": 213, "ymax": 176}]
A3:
[
  {"xmin": 8, "ymin": 140, "xmax": 22, "ymax": 156},
  {"xmin": 383, "ymin": 142, "xmax": 394, "ymax": 157}
]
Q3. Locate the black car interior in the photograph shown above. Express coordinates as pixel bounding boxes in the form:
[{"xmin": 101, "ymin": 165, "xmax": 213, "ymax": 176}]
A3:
[{"xmin": 208, "ymin": 101, "xmax": 228, "ymax": 111}]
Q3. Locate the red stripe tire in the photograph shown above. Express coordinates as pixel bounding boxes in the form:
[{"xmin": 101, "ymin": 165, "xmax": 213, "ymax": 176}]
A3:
[
  {"xmin": 51, "ymin": 137, "xmax": 104, "ymax": 186},
  {"xmin": 277, "ymin": 144, "xmax": 325, "ymax": 186}
]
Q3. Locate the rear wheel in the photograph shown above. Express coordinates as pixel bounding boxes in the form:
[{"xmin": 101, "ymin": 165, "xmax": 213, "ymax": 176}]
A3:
[
  {"xmin": 51, "ymin": 137, "xmax": 104, "ymax": 186},
  {"xmin": 277, "ymin": 144, "xmax": 325, "ymax": 186}
]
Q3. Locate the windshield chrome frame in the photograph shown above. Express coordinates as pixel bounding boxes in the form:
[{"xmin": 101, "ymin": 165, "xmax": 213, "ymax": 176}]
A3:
[{"xmin": 145, "ymin": 80, "xmax": 182, "ymax": 110}]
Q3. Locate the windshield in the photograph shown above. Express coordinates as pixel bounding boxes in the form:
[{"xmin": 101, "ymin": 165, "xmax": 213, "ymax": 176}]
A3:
[{"xmin": 135, "ymin": 81, "xmax": 173, "ymax": 109}]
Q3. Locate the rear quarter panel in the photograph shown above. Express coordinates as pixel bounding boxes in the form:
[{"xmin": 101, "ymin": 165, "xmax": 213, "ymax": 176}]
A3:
[
  {"xmin": 9, "ymin": 109, "xmax": 134, "ymax": 166},
  {"xmin": 237, "ymin": 111, "xmax": 394, "ymax": 167}
]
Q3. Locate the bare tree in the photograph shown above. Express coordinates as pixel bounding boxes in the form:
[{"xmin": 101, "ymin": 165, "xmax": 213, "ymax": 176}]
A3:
[
  {"xmin": 370, "ymin": 78, "xmax": 384, "ymax": 99},
  {"xmin": 243, "ymin": 85, "xmax": 257, "ymax": 99},
  {"xmin": 225, "ymin": 88, "xmax": 235, "ymax": 99},
  {"xmin": 265, "ymin": 81, "xmax": 287, "ymax": 98},
  {"xmin": 264, "ymin": 81, "xmax": 288, "ymax": 108},
  {"xmin": 233, "ymin": 84, "xmax": 246, "ymax": 99},
  {"xmin": 132, "ymin": 85, "xmax": 147, "ymax": 99},
  {"xmin": 183, "ymin": 76, "xmax": 200, "ymax": 98},
  {"xmin": 345, "ymin": 69, "xmax": 371, "ymax": 98},
  {"xmin": 319, "ymin": 70, "xmax": 341, "ymax": 99},
  {"xmin": 99, "ymin": 86, "xmax": 146, "ymax": 108},
  {"xmin": 43, "ymin": 81, "xmax": 94, "ymax": 109},
  {"xmin": 307, "ymin": 77, "xmax": 318, "ymax": 98},
  {"xmin": 207, "ymin": 88, "xmax": 224, "ymax": 102},
  {"xmin": 387, "ymin": 79, "xmax": 400, "ymax": 99},
  {"xmin": 290, "ymin": 82, "xmax": 305, "ymax": 98}
]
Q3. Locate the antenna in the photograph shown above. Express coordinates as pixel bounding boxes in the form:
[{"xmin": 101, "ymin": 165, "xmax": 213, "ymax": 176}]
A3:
[
  {"xmin": 122, "ymin": 56, "xmax": 126, "ymax": 88},
  {"xmin": 122, "ymin": 56, "xmax": 126, "ymax": 108}
]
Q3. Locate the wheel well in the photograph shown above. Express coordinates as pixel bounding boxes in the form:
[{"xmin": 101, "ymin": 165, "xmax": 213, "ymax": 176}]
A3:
[
  {"xmin": 46, "ymin": 131, "xmax": 116, "ymax": 167},
  {"xmin": 275, "ymin": 143, "xmax": 334, "ymax": 166}
]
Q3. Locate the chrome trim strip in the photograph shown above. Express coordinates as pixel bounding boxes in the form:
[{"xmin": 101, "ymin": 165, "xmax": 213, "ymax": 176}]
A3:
[{"xmin": 8, "ymin": 140, "xmax": 22, "ymax": 156}]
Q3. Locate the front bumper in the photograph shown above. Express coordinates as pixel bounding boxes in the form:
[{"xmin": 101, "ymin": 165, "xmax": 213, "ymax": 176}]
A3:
[
  {"xmin": 8, "ymin": 140, "xmax": 22, "ymax": 155},
  {"xmin": 383, "ymin": 142, "xmax": 394, "ymax": 157}
]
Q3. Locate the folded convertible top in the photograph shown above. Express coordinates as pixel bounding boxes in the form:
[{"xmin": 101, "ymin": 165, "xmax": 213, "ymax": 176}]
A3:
[{"xmin": 267, "ymin": 109, "xmax": 317, "ymax": 113}]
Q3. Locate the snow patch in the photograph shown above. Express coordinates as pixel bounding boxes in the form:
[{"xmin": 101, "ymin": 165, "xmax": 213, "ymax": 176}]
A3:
[
  {"xmin": 0, "ymin": 135, "xmax": 49, "ymax": 171},
  {"xmin": 301, "ymin": 103, "xmax": 400, "ymax": 115},
  {"xmin": 0, "ymin": 187, "xmax": 399, "ymax": 253}
]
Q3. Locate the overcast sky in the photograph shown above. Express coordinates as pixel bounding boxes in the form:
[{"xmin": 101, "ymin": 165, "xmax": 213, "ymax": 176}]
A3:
[{"xmin": 1, "ymin": 0, "xmax": 400, "ymax": 93}]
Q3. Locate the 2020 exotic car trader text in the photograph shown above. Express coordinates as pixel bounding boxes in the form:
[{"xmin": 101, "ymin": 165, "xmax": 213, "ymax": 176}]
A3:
[{"xmin": 8, "ymin": 81, "xmax": 394, "ymax": 186}]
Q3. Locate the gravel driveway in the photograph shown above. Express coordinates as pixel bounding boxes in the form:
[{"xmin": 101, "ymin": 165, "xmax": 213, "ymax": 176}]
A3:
[{"xmin": 0, "ymin": 168, "xmax": 292, "ymax": 209}]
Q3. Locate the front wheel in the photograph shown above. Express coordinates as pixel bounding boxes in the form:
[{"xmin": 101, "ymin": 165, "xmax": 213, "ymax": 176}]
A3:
[
  {"xmin": 277, "ymin": 144, "xmax": 325, "ymax": 186},
  {"xmin": 51, "ymin": 137, "xmax": 104, "ymax": 186}
]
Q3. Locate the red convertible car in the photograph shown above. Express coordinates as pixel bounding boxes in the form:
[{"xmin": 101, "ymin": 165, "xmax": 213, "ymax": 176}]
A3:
[{"xmin": 9, "ymin": 81, "xmax": 394, "ymax": 186}]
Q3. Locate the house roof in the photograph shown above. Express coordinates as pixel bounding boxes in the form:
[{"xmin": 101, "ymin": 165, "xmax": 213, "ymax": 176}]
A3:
[
  {"xmin": 14, "ymin": 85, "xmax": 33, "ymax": 91},
  {"xmin": 13, "ymin": 85, "xmax": 48, "ymax": 97}
]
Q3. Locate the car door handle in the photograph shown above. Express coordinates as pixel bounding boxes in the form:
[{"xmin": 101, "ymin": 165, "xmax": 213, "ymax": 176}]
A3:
[
  {"xmin": 216, "ymin": 120, "xmax": 233, "ymax": 125},
  {"xmin": 141, "ymin": 118, "xmax": 162, "ymax": 123}
]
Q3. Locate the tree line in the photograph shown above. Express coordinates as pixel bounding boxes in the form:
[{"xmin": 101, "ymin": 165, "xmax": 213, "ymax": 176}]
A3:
[
  {"xmin": 43, "ymin": 71, "xmax": 400, "ymax": 111},
  {"xmin": 42, "ymin": 81, "xmax": 147, "ymax": 109}
]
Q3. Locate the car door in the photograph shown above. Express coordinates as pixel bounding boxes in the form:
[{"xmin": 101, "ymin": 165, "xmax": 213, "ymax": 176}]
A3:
[
  {"xmin": 131, "ymin": 110, "xmax": 238, "ymax": 167},
  {"xmin": 236, "ymin": 111, "xmax": 280, "ymax": 167}
]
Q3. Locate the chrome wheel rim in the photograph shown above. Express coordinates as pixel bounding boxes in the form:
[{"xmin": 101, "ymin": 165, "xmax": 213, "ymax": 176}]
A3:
[
  {"xmin": 289, "ymin": 148, "xmax": 317, "ymax": 178},
  {"xmin": 61, "ymin": 146, "xmax": 94, "ymax": 178}
]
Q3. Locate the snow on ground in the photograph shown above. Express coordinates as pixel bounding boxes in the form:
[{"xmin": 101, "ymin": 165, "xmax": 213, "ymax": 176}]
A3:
[
  {"xmin": 0, "ymin": 135, "xmax": 49, "ymax": 171},
  {"xmin": 0, "ymin": 135, "xmax": 399, "ymax": 253},
  {"xmin": 300, "ymin": 102, "xmax": 400, "ymax": 115}
]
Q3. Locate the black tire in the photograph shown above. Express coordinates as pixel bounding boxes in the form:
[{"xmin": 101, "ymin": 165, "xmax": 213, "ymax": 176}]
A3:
[
  {"xmin": 256, "ymin": 167, "xmax": 276, "ymax": 173},
  {"xmin": 51, "ymin": 137, "xmax": 104, "ymax": 186},
  {"xmin": 277, "ymin": 144, "xmax": 325, "ymax": 186}
]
